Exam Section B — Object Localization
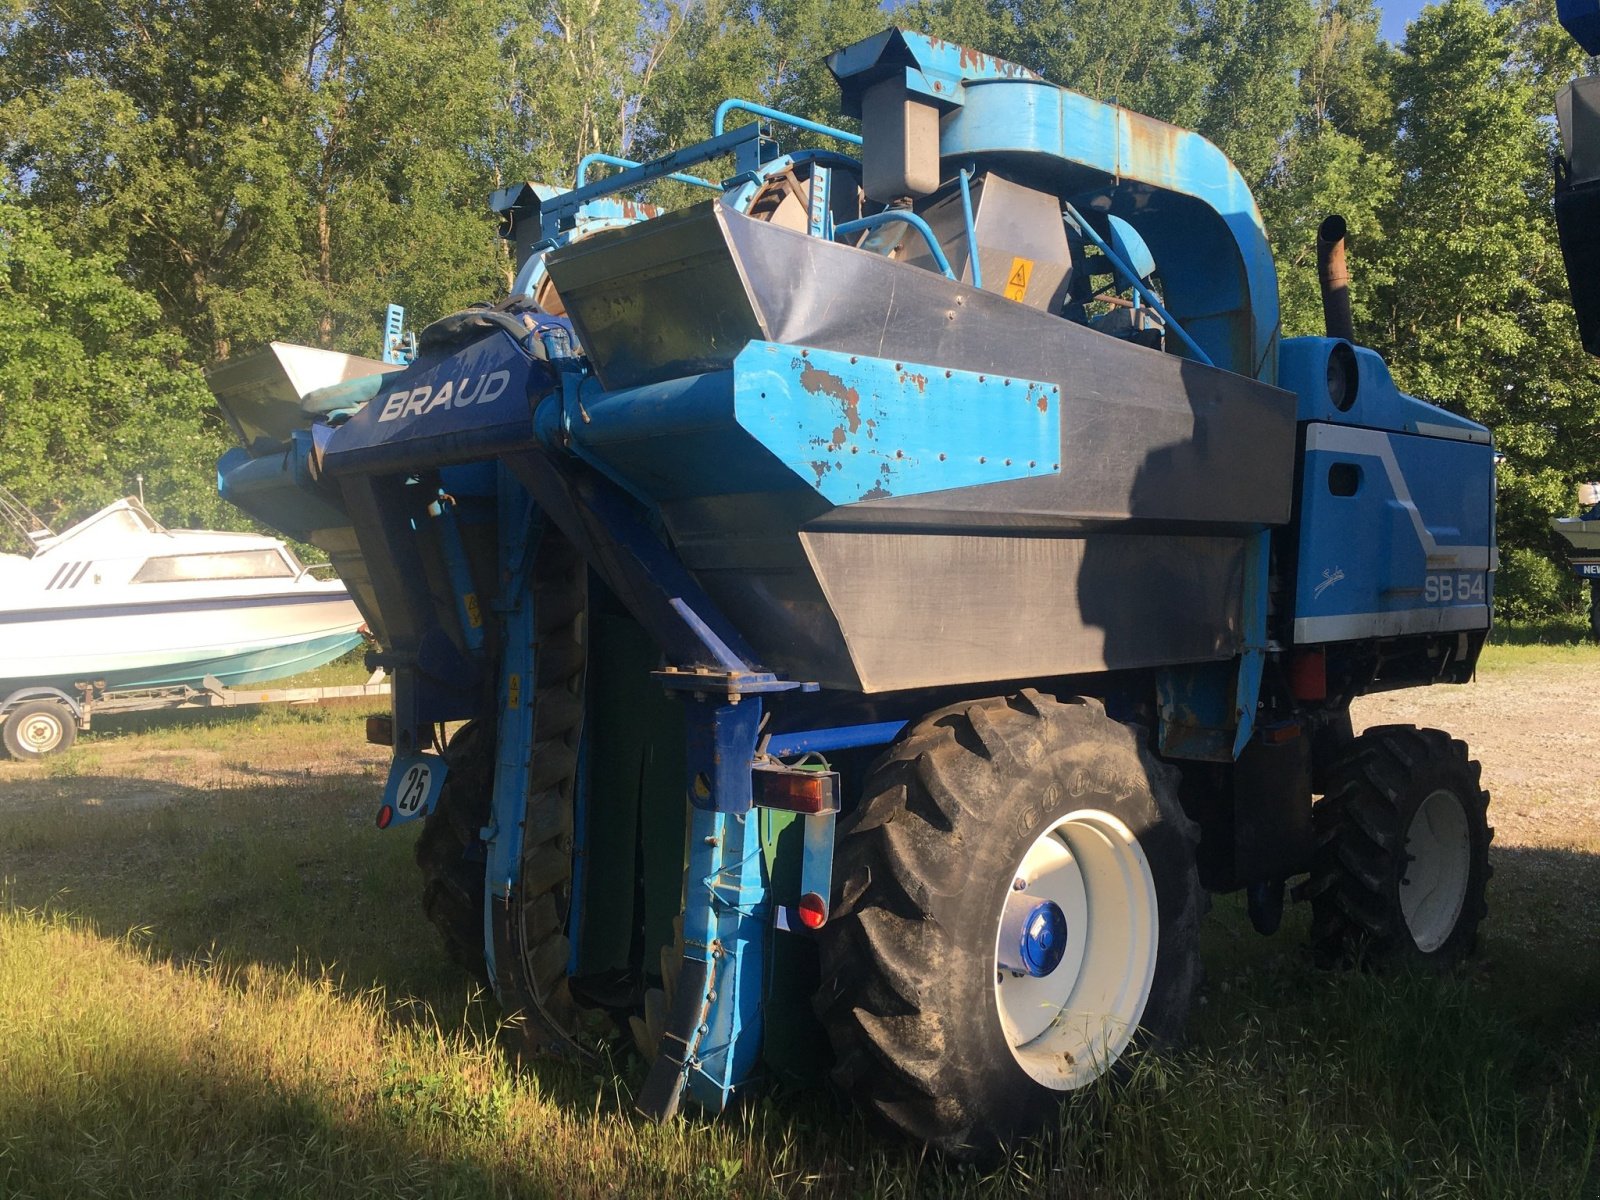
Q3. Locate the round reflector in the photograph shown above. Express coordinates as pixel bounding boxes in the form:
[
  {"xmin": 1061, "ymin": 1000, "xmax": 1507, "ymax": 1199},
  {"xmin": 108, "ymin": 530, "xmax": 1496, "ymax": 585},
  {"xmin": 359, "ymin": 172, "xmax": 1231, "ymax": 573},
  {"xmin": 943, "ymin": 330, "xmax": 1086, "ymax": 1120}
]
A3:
[{"xmin": 797, "ymin": 892, "xmax": 828, "ymax": 929}]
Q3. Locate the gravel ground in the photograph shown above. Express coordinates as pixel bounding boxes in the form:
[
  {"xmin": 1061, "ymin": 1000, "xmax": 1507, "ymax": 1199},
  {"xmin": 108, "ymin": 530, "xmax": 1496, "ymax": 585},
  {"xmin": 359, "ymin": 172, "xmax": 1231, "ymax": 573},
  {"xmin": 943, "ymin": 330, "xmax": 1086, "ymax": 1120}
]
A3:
[
  {"xmin": 1354, "ymin": 653, "xmax": 1600, "ymax": 960},
  {"xmin": 1354, "ymin": 659, "xmax": 1600, "ymax": 848}
]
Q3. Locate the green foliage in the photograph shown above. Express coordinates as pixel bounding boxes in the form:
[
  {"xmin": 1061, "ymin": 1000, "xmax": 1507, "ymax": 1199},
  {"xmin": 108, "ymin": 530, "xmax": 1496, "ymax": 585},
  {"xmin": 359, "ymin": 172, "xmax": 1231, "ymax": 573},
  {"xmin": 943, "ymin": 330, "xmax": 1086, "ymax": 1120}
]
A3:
[
  {"xmin": 0, "ymin": 193, "xmax": 233, "ymax": 534},
  {"xmin": 1495, "ymin": 544, "xmax": 1585, "ymax": 621},
  {"xmin": 0, "ymin": 0, "xmax": 1597, "ymax": 614}
]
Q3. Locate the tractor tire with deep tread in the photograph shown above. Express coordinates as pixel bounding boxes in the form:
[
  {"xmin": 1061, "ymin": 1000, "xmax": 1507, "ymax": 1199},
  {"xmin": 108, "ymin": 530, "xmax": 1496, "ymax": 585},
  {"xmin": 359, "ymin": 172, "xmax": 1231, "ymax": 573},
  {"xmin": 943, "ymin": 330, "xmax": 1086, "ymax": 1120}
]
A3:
[
  {"xmin": 495, "ymin": 528, "xmax": 590, "ymax": 1055},
  {"xmin": 415, "ymin": 721, "xmax": 494, "ymax": 985},
  {"xmin": 413, "ymin": 528, "xmax": 590, "ymax": 1056},
  {"xmin": 815, "ymin": 690, "xmax": 1204, "ymax": 1158},
  {"xmin": 1308, "ymin": 725, "xmax": 1491, "ymax": 969},
  {"xmin": 1, "ymin": 698, "xmax": 76, "ymax": 760}
]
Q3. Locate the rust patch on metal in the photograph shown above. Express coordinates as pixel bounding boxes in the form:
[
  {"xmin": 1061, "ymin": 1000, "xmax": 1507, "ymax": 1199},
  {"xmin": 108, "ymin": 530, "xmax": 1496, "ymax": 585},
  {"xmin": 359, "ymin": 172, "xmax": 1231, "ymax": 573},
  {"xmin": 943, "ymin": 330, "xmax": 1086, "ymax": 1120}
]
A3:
[
  {"xmin": 829, "ymin": 425, "xmax": 848, "ymax": 451},
  {"xmin": 861, "ymin": 481, "xmax": 893, "ymax": 500},
  {"xmin": 798, "ymin": 364, "xmax": 862, "ymax": 434},
  {"xmin": 900, "ymin": 371, "xmax": 928, "ymax": 394},
  {"xmin": 617, "ymin": 199, "xmax": 662, "ymax": 220},
  {"xmin": 810, "ymin": 460, "xmax": 831, "ymax": 485},
  {"xmin": 1121, "ymin": 112, "xmax": 1185, "ymax": 181},
  {"xmin": 1037, "ymin": 394, "xmax": 1049, "ymax": 413}
]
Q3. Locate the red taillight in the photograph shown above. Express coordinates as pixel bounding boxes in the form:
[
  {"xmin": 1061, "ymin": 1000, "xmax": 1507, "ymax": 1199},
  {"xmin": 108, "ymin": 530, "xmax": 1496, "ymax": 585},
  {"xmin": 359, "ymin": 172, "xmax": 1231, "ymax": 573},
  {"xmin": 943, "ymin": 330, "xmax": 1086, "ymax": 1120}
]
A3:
[
  {"xmin": 754, "ymin": 766, "xmax": 840, "ymax": 814},
  {"xmin": 1288, "ymin": 649, "xmax": 1326, "ymax": 701},
  {"xmin": 797, "ymin": 892, "xmax": 828, "ymax": 929},
  {"xmin": 375, "ymin": 804, "xmax": 394, "ymax": 829}
]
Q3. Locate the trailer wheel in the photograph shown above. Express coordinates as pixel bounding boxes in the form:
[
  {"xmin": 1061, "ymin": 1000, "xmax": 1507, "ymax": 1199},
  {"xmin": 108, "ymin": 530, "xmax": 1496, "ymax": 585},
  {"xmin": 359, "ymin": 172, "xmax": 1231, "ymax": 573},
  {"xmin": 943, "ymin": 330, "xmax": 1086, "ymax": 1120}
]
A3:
[
  {"xmin": 1, "ymin": 698, "xmax": 76, "ymax": 760},
  {"xmin": 815, "ymin": 691, "xmax": 1203, "ymax": 1157},
  {"xmin": 1308, "ymin": 725, "xmax": 1491, "ymax": 968},
  {"xmin": 414, "ymin": 529, "xmax": 591, "ymax": 1055}
]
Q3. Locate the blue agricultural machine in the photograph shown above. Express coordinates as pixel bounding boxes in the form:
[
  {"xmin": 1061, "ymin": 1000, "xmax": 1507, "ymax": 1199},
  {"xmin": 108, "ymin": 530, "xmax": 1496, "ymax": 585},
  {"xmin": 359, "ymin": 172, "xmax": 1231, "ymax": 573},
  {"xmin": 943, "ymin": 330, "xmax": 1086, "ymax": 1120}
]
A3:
[
  {"xmin": 211, "ymin": 29, "xmax": 1497, "ymax": 1155},
  {"xmin": 1554, "ymin": 0, "xmax": 1600, "ymax": 633}
]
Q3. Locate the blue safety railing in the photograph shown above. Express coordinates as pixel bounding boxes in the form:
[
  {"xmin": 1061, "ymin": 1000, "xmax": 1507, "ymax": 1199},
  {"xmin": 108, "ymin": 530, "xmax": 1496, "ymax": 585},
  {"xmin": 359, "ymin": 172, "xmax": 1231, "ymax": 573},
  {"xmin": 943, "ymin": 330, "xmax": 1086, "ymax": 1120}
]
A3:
[
  {"xmin": 575, "ymin": 152, "xmax": 719, "ymax": 192},
  {"xmin": 1063, "ymin": 202, "xmax": 1214, "ymax": 367},
  {"xmin": 712, "ymin": 99, "xmax": 863, "ymax": 146},
  {"xmin": 833, "ymin": 211, "xmax": 956, "ymax": 280}
]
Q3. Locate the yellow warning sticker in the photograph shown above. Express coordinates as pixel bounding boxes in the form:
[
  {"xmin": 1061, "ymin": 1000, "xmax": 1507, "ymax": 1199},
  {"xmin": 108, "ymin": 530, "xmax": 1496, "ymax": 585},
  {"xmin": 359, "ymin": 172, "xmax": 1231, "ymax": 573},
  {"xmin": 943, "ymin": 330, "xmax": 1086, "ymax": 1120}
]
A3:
[
  {"xmin": 464, "ymin": 593, "xmax": 482, "ymax": 629},
  {"xmin": 507, "ymin": 673, "xmax": 521, "ymax": 709},
  {"xmin": 1004, "ymin": 256, "xmax": 1034, "ymax": 302}
]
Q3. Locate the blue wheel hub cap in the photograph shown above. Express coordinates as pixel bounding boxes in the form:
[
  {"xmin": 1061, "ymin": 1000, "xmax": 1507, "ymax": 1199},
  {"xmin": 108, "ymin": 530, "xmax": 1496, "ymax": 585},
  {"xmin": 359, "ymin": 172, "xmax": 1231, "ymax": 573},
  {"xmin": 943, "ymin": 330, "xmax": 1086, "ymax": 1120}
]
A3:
[{"xmin": 998, "ymin": 895, "xmax": 1069, "ymax": 977}]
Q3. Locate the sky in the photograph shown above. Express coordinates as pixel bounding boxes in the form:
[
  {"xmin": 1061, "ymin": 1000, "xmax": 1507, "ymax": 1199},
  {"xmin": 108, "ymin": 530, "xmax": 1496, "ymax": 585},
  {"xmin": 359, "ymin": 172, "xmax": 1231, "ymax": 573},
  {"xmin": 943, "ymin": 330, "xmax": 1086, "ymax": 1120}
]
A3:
[{"xmin": 1379, "ymin": 0, "xmax": 1431, "ymax": 44}]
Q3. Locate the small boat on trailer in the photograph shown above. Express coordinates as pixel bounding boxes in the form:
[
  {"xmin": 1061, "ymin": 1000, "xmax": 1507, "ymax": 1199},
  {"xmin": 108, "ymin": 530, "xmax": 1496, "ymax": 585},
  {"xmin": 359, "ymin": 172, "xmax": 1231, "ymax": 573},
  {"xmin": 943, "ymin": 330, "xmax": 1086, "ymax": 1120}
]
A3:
[{"xmin": 0, "ymin": 492, "xmax": 372, "ymax": 758}]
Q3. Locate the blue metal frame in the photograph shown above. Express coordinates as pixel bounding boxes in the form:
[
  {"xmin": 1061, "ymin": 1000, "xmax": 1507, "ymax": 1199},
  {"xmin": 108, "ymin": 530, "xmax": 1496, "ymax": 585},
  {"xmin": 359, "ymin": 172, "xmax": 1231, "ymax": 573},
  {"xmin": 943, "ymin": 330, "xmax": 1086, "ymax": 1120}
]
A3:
[
  {"xmin": 712, "ymin": 99, "xmax": 863, "ymax": 146},
  {"xmin": 426, "ymin": 492, "xmax": 486, "ymax": 657},
  {"xmin": 1064, "ymin": 204, "xmax": 1213, "ymax": 367},
  {"xmin": 833, "ymin": 212, "xmax": 956, "ymax": 280},
  {"xmin": 481, "ymin": 473, "xmax": 544, "ymax": 993},
  {"xmin": 764, "ymin": 720, "xmax": 907, "ymax": 757},
  {"xmin": 957, "ymin": 168, "xmax": 982, "ymax": 288},
  {"xmin": 536, "ymin": 124, "xmax": 774, "ymax": 238},
  {"xmin": 575, "ymin": 153, "xmax": 719, "ymax": 192}
]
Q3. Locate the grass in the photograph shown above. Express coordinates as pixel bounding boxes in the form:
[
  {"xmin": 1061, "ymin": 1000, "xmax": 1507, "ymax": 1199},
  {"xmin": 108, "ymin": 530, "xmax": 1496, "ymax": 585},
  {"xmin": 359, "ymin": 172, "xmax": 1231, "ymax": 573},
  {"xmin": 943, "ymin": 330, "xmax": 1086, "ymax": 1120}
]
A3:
[{"xmin": 0, "ymin": 650, "xmax": 1597, "ymax": 1197}]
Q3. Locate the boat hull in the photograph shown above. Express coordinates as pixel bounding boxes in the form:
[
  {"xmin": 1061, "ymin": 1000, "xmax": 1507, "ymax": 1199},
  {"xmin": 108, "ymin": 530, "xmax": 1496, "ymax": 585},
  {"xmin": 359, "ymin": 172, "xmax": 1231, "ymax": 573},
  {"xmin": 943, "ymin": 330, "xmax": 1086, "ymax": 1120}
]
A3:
[{"xmin": 0, "ymin": 592, "xmax": 364, "ymax": 692}]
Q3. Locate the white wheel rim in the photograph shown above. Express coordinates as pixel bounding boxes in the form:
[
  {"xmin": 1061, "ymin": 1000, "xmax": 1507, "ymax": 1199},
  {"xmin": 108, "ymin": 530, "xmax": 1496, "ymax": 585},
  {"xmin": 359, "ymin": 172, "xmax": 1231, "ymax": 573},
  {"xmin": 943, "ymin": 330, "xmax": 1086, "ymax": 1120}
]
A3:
[
  {"xmin": 1401, "ymin": 788, "xmax": 1471, "ymax": 953},
  {"xmin": 18, "ymin": 711, "xmax": 64, "ymax": 755},
  {"xmin": 992, "ymin": 808, "xmax": 1159, "ymax": 1090}
]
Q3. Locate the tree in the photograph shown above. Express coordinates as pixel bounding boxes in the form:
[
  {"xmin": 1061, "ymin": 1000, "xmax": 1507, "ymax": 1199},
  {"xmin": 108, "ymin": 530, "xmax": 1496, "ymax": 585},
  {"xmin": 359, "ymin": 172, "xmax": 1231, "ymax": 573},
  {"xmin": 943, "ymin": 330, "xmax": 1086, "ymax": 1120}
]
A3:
[
  {"xmin": 0, "ymin": 193, "xmax": 232, "ymax": 538},
  {"xmin": 1375, "ymin": 0, "xmax": 1600, "ymax": 616},
  {"xmin": 1261, "ymin": 0, "xmax": 1397, "ymax": 337}
]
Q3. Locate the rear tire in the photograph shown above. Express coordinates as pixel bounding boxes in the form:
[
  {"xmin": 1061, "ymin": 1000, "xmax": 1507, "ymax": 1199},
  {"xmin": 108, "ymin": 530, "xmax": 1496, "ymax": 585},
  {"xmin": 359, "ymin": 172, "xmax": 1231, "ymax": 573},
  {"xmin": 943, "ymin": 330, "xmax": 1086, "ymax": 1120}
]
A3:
[
  {"xmin": 815, "ymin": 690, "xmax": 1203, "ymax": 1158},
  {"xmin": 1, "ymin": 698, "xmax": 76, "ymax": 759},
  {"xmin": 415, "ymin": 720, "xmax": 493, "ymax": 985},
  {"xmin": 413, "ymin": 528, "xmax": 591, "ymax": 1055},
  {"xmin": 1308, "ymin": 725, "xmax": 1491, "ymax": 968}
]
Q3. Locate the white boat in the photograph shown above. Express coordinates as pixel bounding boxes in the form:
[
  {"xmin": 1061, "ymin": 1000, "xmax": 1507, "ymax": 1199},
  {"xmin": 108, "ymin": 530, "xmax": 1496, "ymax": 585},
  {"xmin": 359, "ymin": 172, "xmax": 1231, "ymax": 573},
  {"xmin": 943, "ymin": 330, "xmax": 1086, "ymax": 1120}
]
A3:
[{"xmin": 0, "ymin": 495, "xmax": 366, "ymax": 694}]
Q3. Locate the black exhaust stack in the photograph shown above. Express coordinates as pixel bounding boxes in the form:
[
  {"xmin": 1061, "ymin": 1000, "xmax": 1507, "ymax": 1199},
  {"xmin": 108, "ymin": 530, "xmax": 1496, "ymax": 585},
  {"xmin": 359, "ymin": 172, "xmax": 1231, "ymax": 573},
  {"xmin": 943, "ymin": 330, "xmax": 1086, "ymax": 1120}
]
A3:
[{"xmin": 1316, "ymin": 214, "xmax": 1355, "ymax": 343}]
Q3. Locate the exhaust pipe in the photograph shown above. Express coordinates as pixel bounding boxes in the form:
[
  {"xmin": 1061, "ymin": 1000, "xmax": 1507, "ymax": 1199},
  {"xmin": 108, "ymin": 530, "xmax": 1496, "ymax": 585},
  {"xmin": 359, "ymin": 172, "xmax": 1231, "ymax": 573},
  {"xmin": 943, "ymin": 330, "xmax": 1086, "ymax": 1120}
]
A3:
[{"xmin": 1316, "ymin": 214, "xmax": 1355, "ymax": 343}]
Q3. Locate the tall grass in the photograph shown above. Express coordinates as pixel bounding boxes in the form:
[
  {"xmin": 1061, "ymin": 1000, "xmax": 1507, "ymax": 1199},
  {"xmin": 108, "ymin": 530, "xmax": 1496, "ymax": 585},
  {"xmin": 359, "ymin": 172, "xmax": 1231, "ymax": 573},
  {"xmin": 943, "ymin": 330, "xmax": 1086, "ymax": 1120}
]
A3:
[{"xmin": 0, "ymin": 651, "xmax": 1596, "ymax": 1198}]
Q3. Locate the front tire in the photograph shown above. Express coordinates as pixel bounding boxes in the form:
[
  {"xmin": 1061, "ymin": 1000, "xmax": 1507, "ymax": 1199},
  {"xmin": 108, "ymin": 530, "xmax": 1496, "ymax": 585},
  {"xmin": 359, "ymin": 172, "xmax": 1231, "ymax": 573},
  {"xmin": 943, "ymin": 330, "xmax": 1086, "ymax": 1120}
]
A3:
[
  {"xmin": 1, "ymin": 698, "xmax": 76, "ymax": 759},
  {"xmin": 815, "ymin": 690, "xmax": 1203, "ymax": 1157},
  {"xmin": 1309, "ymin": 725, "xmax": 1491, "ymax": 968}
]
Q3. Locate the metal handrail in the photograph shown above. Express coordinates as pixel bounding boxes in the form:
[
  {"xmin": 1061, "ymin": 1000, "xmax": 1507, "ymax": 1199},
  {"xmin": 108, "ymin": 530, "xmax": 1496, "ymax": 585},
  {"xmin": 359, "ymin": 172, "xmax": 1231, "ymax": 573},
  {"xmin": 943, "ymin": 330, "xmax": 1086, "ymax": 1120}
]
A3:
[
  {"xmin": 712, "ymin": 99, "xmax": 863, "ymax": 146},
  {"xmin": 833, "ymin": 211, "xmax": 957, "ymax": 280},
  {"xmin": 575, "ymin": 153, "xmax": 719, "ymax": 192},
  {"xmin": 1063, "ymin": 203, "xmax": 1214, "ymax": 367}
]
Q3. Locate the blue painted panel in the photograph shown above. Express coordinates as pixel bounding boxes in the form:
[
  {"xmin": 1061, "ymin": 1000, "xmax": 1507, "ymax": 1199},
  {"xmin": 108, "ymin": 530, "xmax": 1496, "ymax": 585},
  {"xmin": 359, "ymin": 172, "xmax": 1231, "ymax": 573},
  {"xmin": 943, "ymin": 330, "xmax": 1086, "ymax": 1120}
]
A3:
[
  {"xmin": 939, "ymin": 81, "xmax": 1277, "ymax": 382},
  {"xmin": 380, "ymin": 752, "xmax": 448, "ymax": 827},
  {"xmin": 733, "ymin": 343, "xmax": 1059, "ymax": 504},
  {"xmin": 322, "ymin": 330, "xmax": 550, "ymax": 475},
  {"xmin": 1559, "ymin": 0, "xmax": 1600, "ymax": 53},
  {"xmin": 1278, "ymin": 338, "xmax": 1491, "ymax": 441},
  {"xmin": 571, "ymin": 342, "xmax": 1061, "ymax": 505},
  {"xmin": 1293, "ymin": 424, "xmax": 1494, "ymax": 643},
  {"xmin": 826, "ymin": 28, "xmax": 1041, "ymax": 116}
]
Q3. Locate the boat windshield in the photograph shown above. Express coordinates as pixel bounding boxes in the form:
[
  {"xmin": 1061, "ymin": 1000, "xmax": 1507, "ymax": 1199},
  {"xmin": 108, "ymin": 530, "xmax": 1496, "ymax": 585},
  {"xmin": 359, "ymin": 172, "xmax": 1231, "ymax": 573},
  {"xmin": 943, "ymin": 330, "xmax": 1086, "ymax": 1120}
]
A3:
[{"xmin": 132, "ymin": 550, "xmax": 295, "ymax": 583}]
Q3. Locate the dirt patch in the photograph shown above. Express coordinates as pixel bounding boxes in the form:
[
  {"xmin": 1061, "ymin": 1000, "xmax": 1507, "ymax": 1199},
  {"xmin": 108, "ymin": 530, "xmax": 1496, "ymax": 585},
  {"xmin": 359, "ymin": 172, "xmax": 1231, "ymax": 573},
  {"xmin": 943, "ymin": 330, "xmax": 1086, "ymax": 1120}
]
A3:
[
  {"xmin": 0, "ymin": 734, "xmax": 388, "ymax": 812},
  {"xmin": 1354, "ymin": 657, "xmax": 1600, "ymax": 951},
  {"xmin": 1354, "ymin": 660, "xmax": 1600, "ymax": 845}
]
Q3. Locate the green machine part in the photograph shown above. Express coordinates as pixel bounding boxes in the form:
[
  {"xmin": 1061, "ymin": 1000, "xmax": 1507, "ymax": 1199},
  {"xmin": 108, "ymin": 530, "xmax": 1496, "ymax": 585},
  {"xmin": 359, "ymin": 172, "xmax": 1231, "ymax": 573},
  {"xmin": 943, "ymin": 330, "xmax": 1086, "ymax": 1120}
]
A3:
[
  {"xmin": 578, "ymin": 608, "xmax": 689, "ymax": 982},
  {"xmin": 578, "ymin": 601, "xmax": 826, "ymax": 1084}
]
